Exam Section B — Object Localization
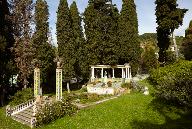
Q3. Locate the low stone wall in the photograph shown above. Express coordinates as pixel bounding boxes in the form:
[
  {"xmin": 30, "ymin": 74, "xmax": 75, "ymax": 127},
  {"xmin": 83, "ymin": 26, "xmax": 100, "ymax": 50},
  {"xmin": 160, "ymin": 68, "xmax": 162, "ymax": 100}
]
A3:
[
  {"xmin": 93, "ymin": 78, "xmax": 131, "ymax": 83},
  {"xmin": 87, "ymin": 86, "xmax": 115, "ymax": 95}
]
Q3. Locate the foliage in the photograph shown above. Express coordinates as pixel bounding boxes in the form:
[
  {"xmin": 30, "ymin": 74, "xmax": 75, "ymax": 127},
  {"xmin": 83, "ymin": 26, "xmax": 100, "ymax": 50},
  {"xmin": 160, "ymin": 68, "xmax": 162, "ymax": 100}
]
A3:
[
  {"xmin": 140, "ymin": 41, "xmax": 159, "ymax": 73},
  {"xmin": 9, "ymin": 88, "xmax": 33, "ymax": 106},
  {"xmin": 36, "ymin": 97, "xmax": 78, "ymax": 126},
  {"xmin": 118, "ymin": 0, "xmax": 141, "ymax": 76},
  {"xmin": 70, "ymin": 1, "xmax": 85, "ymax": 79},
  {"xmin": 84, "ymin": 0, "xmax": 119, "ymax": 67},
  {"xmin": 33, "ymin": 0, "xmax": 56, "ymax": 92},
  {"xmin": 181, "ymin": 20, "xmax": 192, "ymax": 60},
  {"xmin": 149, "ymin": 61, "xmax": 192, "ymax": 107},
  {"xmin": 155, "ymin": 0, "xmax": 187, "ymax": 63},
  {"xmin": 79, "ymin": 86, "xmax": 87, "ymax": 92},
  {"xmin": 165, "ymin": 50, "xmax": 177, "ymax": 65},
  {"xmin": 56, "ymin": 0, "xmax": 76, "ymax": 80},
  {"xmin": 181, "ymin": 39, "xmax": 192, "ymax": 60},
  {"xmin": 139, "ymin": 33, "xmax": 158, "ymax": 50},
  {"xmin": 0, "ymin": 0, "xmax": 15, "ymax": 106},
  {"xmin": 121, "ymin": 83, "xmax": 132, "ymax": 89},
  {"xmin": 11, "ymin": 0, "xmax": 35, "ymax": 88}
]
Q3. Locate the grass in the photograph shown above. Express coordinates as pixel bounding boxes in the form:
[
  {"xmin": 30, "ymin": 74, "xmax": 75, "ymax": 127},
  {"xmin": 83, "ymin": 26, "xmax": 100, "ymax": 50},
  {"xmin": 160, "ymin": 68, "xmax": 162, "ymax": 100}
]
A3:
[{"xmin": 0, "ymin": 80, "xmax": 192, "ymax": 129}]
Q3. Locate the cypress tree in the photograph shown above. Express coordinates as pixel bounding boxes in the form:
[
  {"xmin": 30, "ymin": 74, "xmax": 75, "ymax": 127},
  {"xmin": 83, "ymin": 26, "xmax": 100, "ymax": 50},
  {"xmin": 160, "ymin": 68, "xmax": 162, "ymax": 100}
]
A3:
[
  {"xmin": 33, "ymin": 0, "xmax": 55, "ymax": 92},
  {"xmin": 155, "ymin": 0, "xmax": 187, "ymax": 63},
  {"xmin": 56, "ymin": 0, "xmax": 76, "ymax": 82},
  {"xmin": 181, "ymin": 20, "xmax": 192, "ymax": 60},
  {"xmin": 118, "ymin": 0, "xmax": 141, "ymax": 75},
  {"xmin": 0, "ymin": 0, "xmax": 15, "ymax": 106},
  {"xmin": 12, "ymin": 0, "xmax": 35, "ymax": 88},
  {"xmin": 84, "ymin": 0, "xmax": 119, "ymax": 65},
  {"xmin": 70, "ymin": 1, "xmax": 85, "ymax": 79}
]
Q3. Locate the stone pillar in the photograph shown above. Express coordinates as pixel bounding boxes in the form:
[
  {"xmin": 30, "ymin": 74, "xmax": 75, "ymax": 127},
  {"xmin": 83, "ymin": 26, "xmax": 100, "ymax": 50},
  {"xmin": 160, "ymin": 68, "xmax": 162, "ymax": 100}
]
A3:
[
  {"xmin": 122, "ymin": 68, "xmax": 124, "ymax": 78},
  {"xmin": 126, "ymin": 68, "xmax": 128, "ymax": 79},
  {"xmin": 128, "ymin": 68, "xmax": 130, "ymax": 79},
  {"xmin": 112, "ymin": 68, "xmax": 115, "ymax": 78},
  {"xmin": 91, "ymin": 67, "xmax": 95, "ymax": 82},
  {"xmin": 130, "ymin": 68, "xmax": 132, "ymax": 78},
  {"xmin": 34, "ymin": 68, "xmax": 40, "ymax": 97},
  {"xmin": 56, "ymin": 68, "xmax": 62, "ymax": 101},
  {"xmin": 101, "ymin": 68, "xmax": 104, "ymax": 78}
]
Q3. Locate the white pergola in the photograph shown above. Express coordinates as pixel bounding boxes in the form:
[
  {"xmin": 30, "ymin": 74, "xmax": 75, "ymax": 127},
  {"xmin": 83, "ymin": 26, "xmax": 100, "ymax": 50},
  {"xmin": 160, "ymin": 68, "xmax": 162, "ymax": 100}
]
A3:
[{"xmin": 90, "ymin": 63, "xmax": 132, "ymax": 82}]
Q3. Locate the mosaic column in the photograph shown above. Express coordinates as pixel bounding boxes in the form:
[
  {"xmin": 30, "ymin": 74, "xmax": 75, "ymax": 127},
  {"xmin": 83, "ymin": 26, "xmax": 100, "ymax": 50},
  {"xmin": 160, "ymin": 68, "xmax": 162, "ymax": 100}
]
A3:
[
  {"xmin": 56, "ymin": 68, "xmax": 62, "ymax": 101},
  {"xmin": 34, "ymin": 68, "xmax": 40, "ymax": 97}
]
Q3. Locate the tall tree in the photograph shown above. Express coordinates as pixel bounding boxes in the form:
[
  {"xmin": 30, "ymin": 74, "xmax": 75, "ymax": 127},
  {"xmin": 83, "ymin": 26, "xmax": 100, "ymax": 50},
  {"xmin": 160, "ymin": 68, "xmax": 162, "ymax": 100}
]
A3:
[
  {"xmin": 12, "ymin": 0, "xmax": 35, "ymax": 88},
  {"xmin": 155, "ymin": 0, "xmax": 187, "ymax": 63},
  {"xmin": 84, "ymin": 0, "xmax": 119, "ymax": 66},
  {"xmin": 118, "ymin": 0, "xmax": 141, "ymax": 75},
  {"xmin": 70, "ymin": 1, "xmax": 85, "ymax": 79},
  {"xmin": 181, "ymin": 20, "xmax": 192, "ymax": 60},
  {"xmin": 33, "ymin": 0, "xmax": 56, "ymax": 92},
  {"xmin": 56, "ymin": 0, "xmax": 76, "ymax": 83},
  {"xmin": 0, "ymin": 0, "xmax": 15, "ymax": 106}
]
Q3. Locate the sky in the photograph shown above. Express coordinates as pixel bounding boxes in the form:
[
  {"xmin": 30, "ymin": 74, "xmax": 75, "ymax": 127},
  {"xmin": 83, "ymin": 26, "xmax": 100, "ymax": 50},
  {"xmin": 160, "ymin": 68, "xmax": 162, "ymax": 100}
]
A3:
[{"xmin": 44, "ymin": 0, "xmax": 192, "ymax": 45}]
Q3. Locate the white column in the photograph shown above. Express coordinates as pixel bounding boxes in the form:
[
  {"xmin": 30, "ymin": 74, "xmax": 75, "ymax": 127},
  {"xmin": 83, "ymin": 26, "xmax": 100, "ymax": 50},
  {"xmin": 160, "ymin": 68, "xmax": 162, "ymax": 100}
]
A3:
[
  {"xmin": 91, "ymin": 67, "xmax": 95, "ymax": 82},
  {"xmin": 101, "ymin": 68, "xmax": 104, "ymax": 78},
  {"xmin": 112, "ymin": 68, "xmax": 115, "ymax": 78},
  {"xmin": 128, "ymin": 68, "xmax": 130, "ymax": 79},
  {"xmin": 126, "ymin": 68, "xmax": 128, "ymax": 79},
  {"xmin": 91, "ymin": 67, "xmax": 94, "ymax": 78},
  {"xmin": 122, "ymin": 68, "xmax": 124, "ymax": 78},
  {"xmin": 130, "ymin": 68, "xmax": 132, "ymax": 78}
]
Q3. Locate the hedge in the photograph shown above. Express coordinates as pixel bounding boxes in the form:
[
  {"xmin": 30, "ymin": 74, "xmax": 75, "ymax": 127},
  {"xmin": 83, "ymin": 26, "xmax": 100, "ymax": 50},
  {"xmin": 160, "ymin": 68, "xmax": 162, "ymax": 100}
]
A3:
[{"xmin": 149, "ymin": 60, "xmax": 192, "ymax": 107}]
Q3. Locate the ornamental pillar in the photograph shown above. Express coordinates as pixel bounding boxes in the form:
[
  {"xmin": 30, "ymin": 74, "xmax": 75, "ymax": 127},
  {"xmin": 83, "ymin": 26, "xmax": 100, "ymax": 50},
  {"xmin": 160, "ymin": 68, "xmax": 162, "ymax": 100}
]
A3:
[
  {"xmin": 56, "ymin": 67, "xmax": 62, "ymax": 101},
  {"xmin": 34, "ymin": 68, "xmax": 40, "ymax": 97}
]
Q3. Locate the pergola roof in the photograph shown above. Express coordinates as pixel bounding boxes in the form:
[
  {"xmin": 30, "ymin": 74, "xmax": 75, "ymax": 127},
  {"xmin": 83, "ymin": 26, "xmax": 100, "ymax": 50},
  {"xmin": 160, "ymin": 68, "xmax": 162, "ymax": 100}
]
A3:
[{"xmin": 90, "ymin": 64, "xmax": 130, "ymax": 68}]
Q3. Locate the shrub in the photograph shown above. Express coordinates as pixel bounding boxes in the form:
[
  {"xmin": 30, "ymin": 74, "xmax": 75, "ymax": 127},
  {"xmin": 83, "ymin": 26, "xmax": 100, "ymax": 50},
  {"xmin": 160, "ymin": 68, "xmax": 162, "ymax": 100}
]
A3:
[
  {"xmin": 131, "ymin": 81, "xmax": 144, "ymax": 93},
  {"xmin": 9, "ymin": 88, "xmax": 34, "ymax": 106},
  {"xmin": 121, "ymin": 83, "xmax": 132, "ymax": 89},
  {"xmin": 87, "ymin": 94, "xmax": 100, "ymax": 101},
  {"xmin": 140, "ymin": 44, "xmax": 159, "ymax": 73},
  {"xmin": 181, "ymin": 39, "xmax": 192, "ymax": 60},
  {"xmin": 79, "ymin": 86, "xmax": 87, "ymax": 92},
  {"xmin": 165, "ymin": 50, "xmax": 177, "ymax": 65},
  {"xmin": 149, "ymin": 60, "xmax": 192, "ymax": 107},
  {"xmin": 36, "ymin": 97, "xmax": 78, "ymax": 126}
]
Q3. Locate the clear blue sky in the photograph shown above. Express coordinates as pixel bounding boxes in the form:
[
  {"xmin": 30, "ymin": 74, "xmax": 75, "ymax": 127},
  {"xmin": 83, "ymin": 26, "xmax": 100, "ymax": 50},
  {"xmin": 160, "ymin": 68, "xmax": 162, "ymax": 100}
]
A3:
[{"xmin": 44, "ymin": 0, "xmax": 192, "ymax": 44}]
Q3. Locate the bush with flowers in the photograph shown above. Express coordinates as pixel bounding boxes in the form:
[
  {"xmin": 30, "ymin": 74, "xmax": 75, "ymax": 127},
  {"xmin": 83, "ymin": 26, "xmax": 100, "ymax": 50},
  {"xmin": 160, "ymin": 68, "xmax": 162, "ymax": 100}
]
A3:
[{"xmin": 35, "ymin": 97, "xmax": 78, "ymax": 126}]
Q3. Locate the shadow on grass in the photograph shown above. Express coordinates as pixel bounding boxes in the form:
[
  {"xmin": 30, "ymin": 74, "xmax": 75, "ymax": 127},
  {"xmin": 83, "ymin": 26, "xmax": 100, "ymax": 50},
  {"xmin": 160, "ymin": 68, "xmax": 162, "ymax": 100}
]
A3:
[{"xmin": 130, "ymin": 98, "xmax": 192, "ymax": 129}]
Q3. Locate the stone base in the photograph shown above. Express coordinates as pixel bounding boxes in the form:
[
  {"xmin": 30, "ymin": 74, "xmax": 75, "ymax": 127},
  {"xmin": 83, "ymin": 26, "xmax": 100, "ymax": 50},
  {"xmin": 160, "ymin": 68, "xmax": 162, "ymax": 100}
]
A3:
[{"xmin": 87, "ymin": 86, "xmax": 115, "ymax": 95}]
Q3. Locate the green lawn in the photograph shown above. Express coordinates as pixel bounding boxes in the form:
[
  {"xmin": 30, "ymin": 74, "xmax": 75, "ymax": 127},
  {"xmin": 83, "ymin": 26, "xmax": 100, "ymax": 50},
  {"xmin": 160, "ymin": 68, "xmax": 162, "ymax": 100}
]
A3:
[{"xmin": 0, "ymin": 81, "xmax": 192, "ymax": 129}]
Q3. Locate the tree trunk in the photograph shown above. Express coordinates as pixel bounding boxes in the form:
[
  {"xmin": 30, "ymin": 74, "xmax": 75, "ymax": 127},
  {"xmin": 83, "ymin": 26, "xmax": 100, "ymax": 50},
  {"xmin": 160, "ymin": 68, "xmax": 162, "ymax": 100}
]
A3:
[
  {"xmin": 0, "ymin": 87, "xmax": 5, "ymax": 107},
  {"xmin": 67, "ymin": 82, "xmax": 70, "ymax": 93}
]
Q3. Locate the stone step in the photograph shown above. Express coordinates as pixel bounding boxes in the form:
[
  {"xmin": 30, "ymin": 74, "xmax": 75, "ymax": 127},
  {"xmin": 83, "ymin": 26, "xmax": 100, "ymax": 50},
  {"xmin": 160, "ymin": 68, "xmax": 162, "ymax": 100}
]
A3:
[
  {"xmin": 19, "ymin": 110, "xmax": 33, "ymax": 118},
  {"xmin": 13, "ymin": 112, "xmax": 32, "ymax": 123},
  {"xmin": 12, "ymin": 114, "xmax": 31, "ymax": 127}
]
